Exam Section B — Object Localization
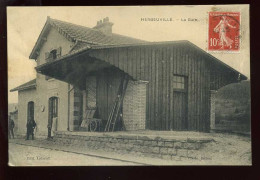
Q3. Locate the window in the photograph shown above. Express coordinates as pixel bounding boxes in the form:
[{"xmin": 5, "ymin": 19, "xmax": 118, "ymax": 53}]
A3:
[
  {"xmin": 172, "ymin": 75, "xmax": 186, "ymax": 90},
  {"xmin": 45, "ymin": 50, "xmax": 56, "ymax": 63},
  {"xmin": 49, "ymin": 97, "xmax": 58, "ymax": 118},
  {"xmin": 45, "ymin": 47, "xmax": 62, "ymax": 80},
  {"xmin": 52, "ymin": 98, "xmax": 58, "ymax": 118},
  {"xmin": 50, "ymin": 49, "xmax": 57, "ymax": 60},
  {"xmin": 45, "ymin": 47, "xmax": 62, "ymax": 63}
]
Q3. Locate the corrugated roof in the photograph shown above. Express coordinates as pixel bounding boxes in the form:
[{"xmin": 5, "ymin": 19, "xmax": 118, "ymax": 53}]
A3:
[{"xmin": 10, "ymin": 79, "xmax": 36, "ymax": 92}]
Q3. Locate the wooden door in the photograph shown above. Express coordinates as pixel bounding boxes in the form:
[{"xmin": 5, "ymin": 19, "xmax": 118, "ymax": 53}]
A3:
[
  {"xmin": 173, "ymin": 91, "xmax": 187, "ymax": 130},
  {"xmin": 171, "ymin": 75, "xmax": 188, "ymax": 130}
]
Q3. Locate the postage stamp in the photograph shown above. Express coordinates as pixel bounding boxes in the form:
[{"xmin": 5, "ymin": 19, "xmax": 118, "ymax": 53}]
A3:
[{"xmin": 208, "ymin": 12, "xmax": 240, "ymax": 52}]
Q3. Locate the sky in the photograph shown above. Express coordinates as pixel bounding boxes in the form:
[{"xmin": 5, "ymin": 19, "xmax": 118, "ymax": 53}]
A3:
[{"xmin": 7, "ymin": 5, "xmax": 250, "ymax": 103}]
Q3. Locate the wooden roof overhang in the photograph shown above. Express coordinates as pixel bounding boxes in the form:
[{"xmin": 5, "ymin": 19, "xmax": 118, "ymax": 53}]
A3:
[
  {"xmin": 36, "ymin": 41, "xmax": 247, "ymax": 91},
  {"xmin": 35, "ymin": 48, "xmax": 123, "ymax": 90},
  {"xmin": 91, "ymin": 42, "xmax": 247, "ymax": 77},
  {"xmin": 89, "ymin": 41, "xmax": 247, "ymax": 91},
  {"xmin": 90, "ymin": 40, "xmax": 248, "ymax": 90}
]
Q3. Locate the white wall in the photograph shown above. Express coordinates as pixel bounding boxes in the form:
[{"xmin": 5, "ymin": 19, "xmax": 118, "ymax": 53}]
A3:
[
  {"xmin": 17, "ymin": 26, "xmax": 75, "ymax": 137},
  {"xmin": 17, "ymin": 88, "xmax": 37, "ymax": 135}
]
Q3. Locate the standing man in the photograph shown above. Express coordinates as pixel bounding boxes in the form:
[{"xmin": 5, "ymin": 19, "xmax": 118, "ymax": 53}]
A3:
[
  {"xmin": 8, "ymin": 116, "xmax": 15, "ymax": 139},
  {"xmin": 47, "ymin": 122, "xmax": 52, "ymax": 139},
  {"xmin": 26, "ymin": 118, "xmax": 36, "ymax": 140}
]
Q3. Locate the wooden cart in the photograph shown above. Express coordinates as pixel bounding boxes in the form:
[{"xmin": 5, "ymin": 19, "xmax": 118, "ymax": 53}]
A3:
[{"xmin": 80, "ymin": 109, "xmax": 102, "ymax": 132}]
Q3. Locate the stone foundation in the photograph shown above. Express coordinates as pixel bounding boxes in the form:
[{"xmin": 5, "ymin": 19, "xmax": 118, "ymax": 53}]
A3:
[{"xmin": 54, "ymin": 131, "xmax": 213, "ymax": 161}]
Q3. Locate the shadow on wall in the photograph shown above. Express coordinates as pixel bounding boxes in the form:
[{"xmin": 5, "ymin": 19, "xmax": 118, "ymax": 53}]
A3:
[{"xmin": 215, "ymin": 80, "xmax": 251, "ymax": 132}]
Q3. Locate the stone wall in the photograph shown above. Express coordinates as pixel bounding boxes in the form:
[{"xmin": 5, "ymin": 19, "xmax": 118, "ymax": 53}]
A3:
[{"xmin": 54, "ymin": 132, "xmax": 213, "ymax": 161}]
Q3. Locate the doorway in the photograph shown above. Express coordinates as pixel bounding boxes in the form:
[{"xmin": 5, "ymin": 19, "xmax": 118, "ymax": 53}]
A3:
[
  {"xmin": 48, "ymin": 97, "xmax": 58, "ymax": 138},
  {"xmin": 27, "ymin": 101, "xmax": 34, "ymax": 123},
  {"xmin": 172, "ymin": 75, "xmax": 188, "ymax": 130}
]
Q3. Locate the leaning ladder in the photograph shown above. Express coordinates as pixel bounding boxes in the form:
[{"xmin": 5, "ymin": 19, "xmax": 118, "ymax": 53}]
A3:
[{"xmin": 104, "ymin": 75, "xmax": 129, "ymax": 132}]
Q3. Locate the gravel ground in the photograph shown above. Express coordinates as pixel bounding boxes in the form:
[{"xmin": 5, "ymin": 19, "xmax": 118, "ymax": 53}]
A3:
[
  {"xmin": 8, "ymin": 143, "xmax": 140, "ymax": 166},
  {"xmin": 198, "ymin": 133, "xmax": 251, "ymax": 165},
  {"xmin": 119, "ymin": 130, "xmax": 252, "ymax": 165},
  {"xmin": 8, "ymin": 131, "xmax": 251, "ymax": 166}
]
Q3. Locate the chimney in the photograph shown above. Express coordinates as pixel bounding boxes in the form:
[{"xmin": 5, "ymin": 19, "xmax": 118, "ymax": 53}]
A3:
[{"xmin": 93, "ymin": 17, "xmax": 114, "ymax": 35}]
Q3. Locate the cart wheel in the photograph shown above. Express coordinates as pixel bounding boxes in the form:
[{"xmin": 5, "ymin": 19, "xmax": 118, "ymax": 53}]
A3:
[{"xmin": 89, "ymin": 120, "xmax": 97, "ymax": 132}]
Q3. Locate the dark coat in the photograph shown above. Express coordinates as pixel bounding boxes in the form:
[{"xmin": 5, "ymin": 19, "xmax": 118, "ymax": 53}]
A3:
[
  {"xmin": 9, "ymin": 119, "xmax": 15, "ymax": 129},
  {"xmin": 27, "ymin": 120, "xmax": 36, "ymax": 130}
]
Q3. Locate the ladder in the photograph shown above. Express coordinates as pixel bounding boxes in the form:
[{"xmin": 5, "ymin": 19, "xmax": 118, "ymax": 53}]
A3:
[{"xmin": 104, "ymin": 74, "xmax": 129, "ymax": 132}]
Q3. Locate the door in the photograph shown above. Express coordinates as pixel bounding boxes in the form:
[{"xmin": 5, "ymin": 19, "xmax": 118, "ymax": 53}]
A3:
[
  {"xmin": 172, "ymin": 75, "xmax": 188, "ymax": 130},
  {"xmin": 27, "ymin": 101, "xmax": 34, "ymax": 123},
  {"xmin": 173, "ymin": 91, "xmax": 187, "ymax": 130},
  {"xmin": 48, "ymin": 97, "xmax": 58, "ymax": 137}
]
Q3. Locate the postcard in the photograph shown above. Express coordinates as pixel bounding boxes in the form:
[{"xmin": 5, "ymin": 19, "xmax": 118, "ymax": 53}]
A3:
[{"xmin": 7, "ymin": 5, "xmax": 250, "ymax": 166}]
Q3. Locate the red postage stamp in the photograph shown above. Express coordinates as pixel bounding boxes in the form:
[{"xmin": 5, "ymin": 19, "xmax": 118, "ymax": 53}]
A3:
[{"xmin": 208, "ymin": 12, "xmax": 240, "ymax": 52}]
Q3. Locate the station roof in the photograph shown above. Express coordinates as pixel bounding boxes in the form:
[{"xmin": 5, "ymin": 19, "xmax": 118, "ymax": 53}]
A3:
[
  {"xmin": 10, "ymin": 79, "xmax": 36, "ymax": 92},
  {"xmin": 30, "ymin": 17, "xmax": 147, "ymax": 59}
]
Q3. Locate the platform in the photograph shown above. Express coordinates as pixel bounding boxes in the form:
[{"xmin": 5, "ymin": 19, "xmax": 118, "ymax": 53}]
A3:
[{"xmin": 53, "ymin": 130, "xmax": 215, "ymax": 161}]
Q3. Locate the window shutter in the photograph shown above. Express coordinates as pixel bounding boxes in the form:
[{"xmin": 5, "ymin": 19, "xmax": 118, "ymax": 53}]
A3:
[
  {"xmin": 45, "ymin": 52, "xmax": 50, "ymax": 60},
  {"xmin": 57, "ymin": 47, "xmax": 62, "ymax": 57}
]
